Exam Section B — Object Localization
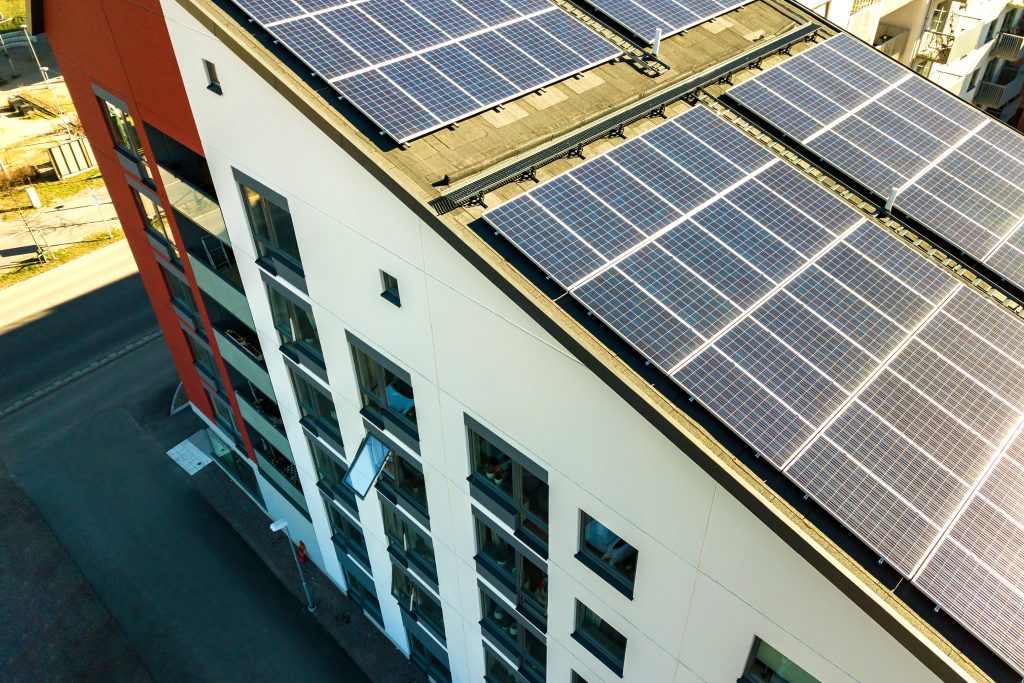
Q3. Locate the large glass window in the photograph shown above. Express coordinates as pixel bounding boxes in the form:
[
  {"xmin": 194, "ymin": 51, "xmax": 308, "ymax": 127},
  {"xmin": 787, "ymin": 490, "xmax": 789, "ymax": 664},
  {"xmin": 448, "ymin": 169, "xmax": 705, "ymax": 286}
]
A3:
[
  {"xmin": 382, "ymin": 504, "xmax": 437, "ymax": 582},
  {"xmin": 185, "ymin": 332, "xmax": 219, "ymax": 386},
  {"xmin": 160, "ymin": 266, "xmax": 197, "ymax": 316},
  {"xmin": 289, "ymin": 369, "xmax": 341, "ymax": 438},
  {"xmin": 326, "ymin": 499, "xmax": 370, "ymax": 569},
  {"xmin": 205, "ymin": 389, "xmax": 238, "ymax": 437},
  {"xmin": 343, "ymin": 567, "xmax": 383, "ymax": 627},
  {"xmin": 268, "ymin": 286, "xmax": 322, "ymax": 360},
  {"xmin": 310, "ymin": 439, "xmax": 357, "ymax": 514},
  {"xmin": 469, "ymin": 426, "xmax": 548, "ymax": 550},
  {"xmin": 241, "ymin": 182, "xmax": 302, "ymax": 267},
  {"xmin": 573, "ymin": 602, "xmax": 626, "ymax": 677},
  {"xmin": 480, "ymin": 591, "xmax": 546, "ymax": 683},
  {"xmin": 578, "ymin": 512, "xmax": 638, "ymax": 597},
  {"xmin": 351, "ymin": 344, "xmax": 417, "ymax": 435},
  {"xmin": 475, "ymin": 518, "xmax": 547, "ymax": 626},
  {"xmin": 742, "ymin": 638, "xmax": 820, "ymax": 683},
  {"xmin": 392, "ymin": 565, "xmax": 445, "ymax": 643},
  {"xmin": 100, "ymin": 98, "xmax": 152, "ymax": 182}
]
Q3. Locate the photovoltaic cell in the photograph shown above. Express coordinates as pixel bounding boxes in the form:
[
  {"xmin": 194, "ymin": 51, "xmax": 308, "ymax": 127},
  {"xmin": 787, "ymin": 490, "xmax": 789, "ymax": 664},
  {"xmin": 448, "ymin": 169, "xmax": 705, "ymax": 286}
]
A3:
[
  {"xmin": 229, "ymin": 0, "xmax": 621, "ymax": 142},
  {"xmin": 581, "ymin": 0, "xmax": 750, "ymax": 43},
  {"xmin": 486, "ymin": 101, "xmax": 1024, "ymax": 674},
  {"xmin": 725, "ymin": 33, "xmax": 1024, "ymax": 294}
]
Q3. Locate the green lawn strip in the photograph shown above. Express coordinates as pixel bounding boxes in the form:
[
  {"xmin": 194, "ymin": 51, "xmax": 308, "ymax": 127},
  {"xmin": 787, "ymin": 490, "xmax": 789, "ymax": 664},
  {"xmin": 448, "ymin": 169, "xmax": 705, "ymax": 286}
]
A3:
[
  {"xmin": 0, "ymin": 228, "xmax": 124, "ymax": 289},
  {"xmin": 0, "ymin": 171, "xmax": 106, "ymax": 214}
]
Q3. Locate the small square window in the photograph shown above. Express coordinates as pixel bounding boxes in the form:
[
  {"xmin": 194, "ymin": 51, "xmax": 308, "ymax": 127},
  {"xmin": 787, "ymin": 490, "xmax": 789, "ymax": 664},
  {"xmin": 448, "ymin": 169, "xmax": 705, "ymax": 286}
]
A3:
[
  {"xmin": 381, "ymin": 270, "xmax": 401, "ymax": 306},
  {"xmin": 571, "ymin": 672, "xmax": 590, "ymax": 683},
  {"xmin": 742, "ymin": 637, "xmax": 820, "ymax": 683},
  {"xmin": 577, "ymin": 512, "xmax": 637, "ymax": 597},
  {"xmin": 572, "ymin": 601, "xmax": 626, "ymax": 677},
  {"xmin": 204, "ymin": 60, "xmax": 222, "ymax": 94}
]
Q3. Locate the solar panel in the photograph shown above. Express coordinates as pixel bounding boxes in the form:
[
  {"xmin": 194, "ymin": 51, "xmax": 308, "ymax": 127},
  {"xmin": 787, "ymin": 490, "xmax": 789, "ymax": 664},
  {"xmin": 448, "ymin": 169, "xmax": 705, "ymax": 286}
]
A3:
[
  {"xmin": 578, "ymin": 0, "xmax": 748, "ymax": 43},
  {"xmin": 230, "ymin": 0, "xmax": 621, "ymax": 142},
  {"xmin": 484, "ymin": 104, "xmax": 1024, "ymax": 674},
  {"xmin": 725, "ymin": 33, "xmax": 1024, "ymax": 293}
]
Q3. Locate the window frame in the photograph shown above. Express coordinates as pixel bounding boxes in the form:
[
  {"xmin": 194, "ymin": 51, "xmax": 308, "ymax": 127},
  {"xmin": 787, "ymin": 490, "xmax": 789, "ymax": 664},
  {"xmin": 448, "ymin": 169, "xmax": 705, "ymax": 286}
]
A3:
[
  {"xmin": 391, "ymin": 563, "xmax": 446, "ymax": 643},
  {"xmin": 380, "ymin": 270, "xmax": 401, "ymax": 306},
  {"xmin": 94, "ymin": 88, "xmax": 154, "ymax": 184},
  {"xmin": 325, "ymin": 495, "xmax": 371, "ymax": 570},
  {"xmin": 159, "ymin": 263, "xmax": 198, "ymax": 325},
  {"xmin": 473, "ymin": 514, "xmax": 547, "ymax": 629},
  {"xmin": 466, "ymin": 417, "xmax": 548, "ymax": 556},
  {"xmin": 266, "ymin": 283, "xmax": 323, "ymax": 364},
  {"xmin": 235, "ymin": 170, "xmax": 304, "ymax": 277},
  {"xmin": 576, "ymin": 511, "xmax": 638, "ymax": 599},
  {"xmin": 572, "ymin": 601, "xmax": 627, "ymax": 678},
  {"xmin": 740, "ymin": 636, "xmax": 821, "ymax": 683},
  {"xmin": 309, "ymin": 438, "xmax": 358, "ymax": 515},
  {"xmin": 377, "ymin": 444, "xmax": 430, "ymax": 523},
  {"xmin": 288, "ymin": 368, "xmax": 342, "ymax": 444},
  {"xmin": 348, "ymin": 333, "xmax": 418, "ymax": 442},
  {"xmin": 131, "ymin": 182, "xmax": 178, "ymax": 260},
  {"xmin": 342, "ymin": 566, "xmax": 384, "ymax": 628},
  {"xmin": 479, "ymin": 588, "xmax": 546, "ymax": 683},
  {"xmin": 203, "ymin": 59, "xmax": 222, "ymax": 94},
  {"xmin": 382, "ymin": 500, "xmax": 438, "ymax": 584},
  {"xmin": 408, "ymin": 629, "xmax": 452, "ymax": 683}
]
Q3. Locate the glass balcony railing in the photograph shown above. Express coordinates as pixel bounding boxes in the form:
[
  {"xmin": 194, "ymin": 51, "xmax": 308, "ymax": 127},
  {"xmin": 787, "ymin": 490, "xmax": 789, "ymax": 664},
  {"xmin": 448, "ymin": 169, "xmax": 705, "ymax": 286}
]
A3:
[{"xmin": 158, "ymin": 164, "xmax": 228, "ymax": 243}]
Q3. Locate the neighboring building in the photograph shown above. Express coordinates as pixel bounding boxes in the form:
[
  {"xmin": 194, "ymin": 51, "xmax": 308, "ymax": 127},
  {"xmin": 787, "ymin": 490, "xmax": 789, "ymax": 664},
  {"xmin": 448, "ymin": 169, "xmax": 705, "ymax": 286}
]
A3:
[
  {"xmin": 799, "ymin": 0, "xmax": 1024, "ymax": 122},
  {"xmin": 43, "ymin": 1, "xmax": 1024, "ymax": 683}
]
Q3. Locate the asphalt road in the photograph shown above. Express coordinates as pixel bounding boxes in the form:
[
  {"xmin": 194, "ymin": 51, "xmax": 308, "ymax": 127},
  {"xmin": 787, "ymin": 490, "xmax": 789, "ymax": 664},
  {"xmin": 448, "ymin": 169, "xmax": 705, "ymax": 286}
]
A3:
[{"xmin": 0, "ymin": 242, "xmax": 155, "ymax": 408}]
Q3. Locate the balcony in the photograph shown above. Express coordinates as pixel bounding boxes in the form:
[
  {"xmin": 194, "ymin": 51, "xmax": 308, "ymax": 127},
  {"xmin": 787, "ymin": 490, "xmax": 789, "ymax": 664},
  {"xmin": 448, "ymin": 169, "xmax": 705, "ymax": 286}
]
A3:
[
  {"xmin": 159, "ymin": 164, "xmax": 229, "ymax": 243},
  {"xmin": 992, "ymin": 31, "xmax": 1024, "ymax": 60},
  {"xmin": 975, "ymin": 65, "xmax": 1024, "ymax": 109},
  {"xmin": 873, "ymin": 24, "xmax": 909, "ymax": 59},
  {"xmin": 214, "ymin": 327, "xmax": 274, "ymax": 398},
  {"xmin": 237, "ymin": 389, "xmax": 291, "ymax": 457},
  {"xmin": 188, "ymin": 252, "xmax": 254, "ymax": 330},
  {"xmin": 254, "ymin": 441, "xmax": 307, "ymax": 515},
  {"xmin": 918, "ymin": 7, "xmax": 985, "ymax": 63}
]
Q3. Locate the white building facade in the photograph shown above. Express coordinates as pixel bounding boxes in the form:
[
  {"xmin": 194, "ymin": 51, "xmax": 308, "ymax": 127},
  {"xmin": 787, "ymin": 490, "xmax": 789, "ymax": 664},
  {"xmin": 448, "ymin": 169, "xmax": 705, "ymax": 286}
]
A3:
[{"xmin": 151, "ymin": 1, "xmax": 991, "ymax": 682}]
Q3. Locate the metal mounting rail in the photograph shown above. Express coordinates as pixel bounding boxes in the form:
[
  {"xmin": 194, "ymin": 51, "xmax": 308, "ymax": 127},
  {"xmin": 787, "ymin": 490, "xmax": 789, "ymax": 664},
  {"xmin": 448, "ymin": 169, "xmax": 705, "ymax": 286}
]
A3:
[
  {"xmin": 429, "ymin": 22, "xmax": 821, "ymax": 215},
  {"xmin": 551, "ymin": 0, "xmax": 669, "ymax": 77}
]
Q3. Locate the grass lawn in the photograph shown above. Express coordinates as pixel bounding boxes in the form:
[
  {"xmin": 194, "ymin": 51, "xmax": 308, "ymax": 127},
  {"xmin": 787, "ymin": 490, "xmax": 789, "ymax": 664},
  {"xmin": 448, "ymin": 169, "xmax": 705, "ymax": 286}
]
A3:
[
  {"xmin": 0, "ymin": 0, "xmax": 25, "ymax": 20},
  {"xmin": 0, "ymin": 228, "xmax": 123, "ymax": 289},
  {"xmin": 0, "ymin": 170, "xmax": 106, "ymax": 214}
]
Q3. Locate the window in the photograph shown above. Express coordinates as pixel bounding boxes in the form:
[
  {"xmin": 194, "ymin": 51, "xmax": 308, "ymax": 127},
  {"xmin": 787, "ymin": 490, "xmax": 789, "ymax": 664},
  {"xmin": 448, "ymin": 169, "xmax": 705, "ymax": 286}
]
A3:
[
  {"xmin": 344, "ymin": 433, "xmax": 394, "ymax": 498},
  {"xmin": 392, "ymin": 565, "xmax": 445, "ymax": 642},
  {"xmin": 240, "ymin": 181, "xmax": 302, "ymax": 268},
  {"xmin": 343, "ymin": 567, "xmax": 383, "ymax": 626},
  {"xmin": 409, "ymin": 632, "xmax": 451, "ymax": 683},
  {"xmin": 380, "ymin": 270, "xmax": 401, "ymax": 306},
  {"xmin": 578, "ymin": 512, "xmax": 638, "ymax": 597},
  {"xmin": 379, "ymin": 452, "xmax": 429, "ymax": 517},
  {"xmin": 573, "ymin": 602, "xmax": 626, "ymax": 677},
  {"xmin": 289, "ymin": 369, "xmax": 341, "ymax": 438},
  {"xmin": 351, "ymin": 342, "xmax": 417, "ymax": 435},
  {"xmin": 986, "ymin": 20, "xmax": 997, "ymax": 42},
  {"xmin": 468, "ymin": 424, "xmax": 548, "ymax": 551},
  {"xmin": 204, "ymin": 59, "xmax": 222, "ymax": 94},
  {"xmin": 475, "ymin": 517, "xmax": 547, "ymax": 627},
  {"xmin": 326, "ymin": 499, "xmax": 370, "ymax": 569},
  {"xmin": 480, "ymin": 591, "xmax": 546, "ymax": 683},
  {"xmin": 267, "ymin": 286, "xmax": 322, "ymax": 360},
  {"xmin": 571, "ymin": 672, "xmax": 591, "ymax": 683},
  {"xmin": 160, "ymin": 266, "xmax": 197, "ymax": 317},
  {"xmin": 185, "ymin": 332, "xmax": 219, "ymax": 386},
  {"xmin": 968, "ymin": 68, "xmax": 981, "ymax": 91},
  {"xmin": 133, "ymin": 188, "xmax": 177, "ymax": 257},
  {"xmin": 742, "ymin": 638, "xmax": 820, "ymax": 683},
  {"xmin": 382, "ymin": 503, "xmax": 437, "ymax": 582},
  {"xmin": 205, "ymin": 389, "xmax": 238, "ymax": 436},
  {"xmin": 310, "ymin": 439, "xmax": 358, "ymax": 514},
  {"xmin": 484, "ymin": 649, "xmax": 518, "ymax": 683},
  {"xmin": 99, "ymin": 97, "xmax": 153, "ymax": 182}
]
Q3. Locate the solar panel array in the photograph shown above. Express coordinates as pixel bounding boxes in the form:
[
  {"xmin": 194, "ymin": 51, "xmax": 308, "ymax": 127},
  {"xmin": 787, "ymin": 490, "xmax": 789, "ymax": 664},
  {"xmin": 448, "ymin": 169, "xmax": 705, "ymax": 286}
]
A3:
[
  {"xmin": 231, "ymin": 0, "xmax": 621, "ymax": 142},
  {"xmin": 580, "ymin": 0, "xmax": 749, "ymax": 44},
  {"xmin": 726, "ymin": 33, "xmax": 1024, "ymax": 294},
  {"xmin": 484, "ymin": 105, "xmax": 1024, "ymax": 675}
]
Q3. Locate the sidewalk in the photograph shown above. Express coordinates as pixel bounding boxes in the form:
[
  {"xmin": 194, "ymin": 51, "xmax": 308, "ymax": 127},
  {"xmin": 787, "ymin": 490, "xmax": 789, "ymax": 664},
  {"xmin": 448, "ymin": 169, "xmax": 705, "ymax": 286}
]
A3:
[{"xmin": 191, "ymin": 464, "xmax": 426, "ymax": 683}]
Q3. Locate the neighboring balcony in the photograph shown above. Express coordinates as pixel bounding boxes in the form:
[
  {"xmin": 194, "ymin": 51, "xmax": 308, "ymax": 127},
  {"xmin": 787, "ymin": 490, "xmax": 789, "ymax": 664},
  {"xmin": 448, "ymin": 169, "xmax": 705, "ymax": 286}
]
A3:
[
  {"xmin": 214, "ymin": 325, "xmax": 274, "ymax": 399},
  {"xmin": 873, "ymin": 24, "xmax": 909, "ymax": 60},
  {"xmin": 975, "ymin": 65, "xmax": 1024, "ymax": 109},
  {"xmin": 918, "ymin": 7, "xmax": 985, "ymax": 64},
  {"xmin": 236, "ymin": 383, "xmax": 291, "ymax": 457},
  {"xmin": 159, "ymin": 164, "xmax": 229, "ymax": 243},
  {"xmin": 253, "ymin": 436, "xmax": 308, "ymax": 516},
  {"xmin": 187, "ymin": 247, "xmax": 253, "ymax": 330},
  {"xmin": 992, "ymin": 31, "xmax": 1024, "ymax": 60}
]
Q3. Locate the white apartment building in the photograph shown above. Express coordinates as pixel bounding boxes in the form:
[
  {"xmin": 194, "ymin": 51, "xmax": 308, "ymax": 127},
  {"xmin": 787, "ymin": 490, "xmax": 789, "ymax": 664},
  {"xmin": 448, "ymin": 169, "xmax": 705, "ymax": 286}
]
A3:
[{"xmin": 61, "ymin": 0, "xmax": 1024, "ymax": 680}]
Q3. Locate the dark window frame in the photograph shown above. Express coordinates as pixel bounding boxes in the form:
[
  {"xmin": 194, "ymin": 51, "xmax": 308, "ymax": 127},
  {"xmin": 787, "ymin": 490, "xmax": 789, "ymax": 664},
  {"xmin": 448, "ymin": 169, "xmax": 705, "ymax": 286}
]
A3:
[
  {"xmin": 576, "ymin": 511, "xmax": 638, "ymax": 599},
  {"xmin": 382, "ymin": 500, "xmax": 437, "ymax": 584},
  {"xmin": 94, "ymin": 87, "xmax": 154, "ymax": 184},
  {"xmin": 391, "ymin": 563, "xmax": 446, "ymax": 644},
  {"xmin": 466, "ymin": 417, "xmax": 548, "ymax": 556},
  {"xmin": 484, "ymin": 646, "xmax": 520, "ymax": 683},
  {"xmin": 377, "ymin": 444, "xmax": 430, "ymax": 522},
  {"xmin": 348, "ymin": 334, "xmax": 418, "ymax": 441},
  {"xmin": 325, "ymin": 495, "xmax": 370, "ymax": 570},
  {"xmin": 473, "ymin": 514, "xmax": 547, "ymax": 629},
  {"xmin": 343, "ymin": 566, "xmax": 384, "ymax": 627},
  {"xmin": 380, "ymin": 270, "xmax": 401, "ymax": 306},
  {"xmin": 159, "ymin": 263, "xmax": 199, "ymax": 325},
  {"xmin": 739, "ymin": 636, "xmax": 820, "ymax": 683},
  {"xmin": 309, "ymin": 438, "xmax": 357, "ymax": 515},
  {"xmin": 572, "ymin": 601, "xmax": 626, "ymax": 678},
  {"xmin": 235, "ymin": 170, "xmax": 304, "ymax": 275},
  {"xmin": 288, "ymin": 368, "xmax": 342, "ymax": 442},
  {"xmin": 266, "ymin": 283, "xmax": 323, "ymax": 364},
  {"xmin": 130, "ymin": 181, "xmax": 178, "ymax": 260},
  {"xmin": 203, "ymin": 59, "xmax": 222, "ymax": 94},
  {"xmin": 408, "ymin": 628, "xmax": 452, "ymax": 683},
  {"xmin": 479, "ymin": 588, "xmax": 546, "ymax": 683}
]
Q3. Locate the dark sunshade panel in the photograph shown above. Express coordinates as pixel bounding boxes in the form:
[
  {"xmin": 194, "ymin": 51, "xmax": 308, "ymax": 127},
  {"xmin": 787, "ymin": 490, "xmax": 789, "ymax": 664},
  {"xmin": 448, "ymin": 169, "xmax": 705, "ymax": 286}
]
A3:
[
  {"xmin": 484, "ymin": 104, "xmax": 1024, "ymax": 675},
  {"xmin": 231, "ymin": 0, "xmax": 621, "ymax": 142},
  {"xmin": 725, "ymin": 33, "xmax": 1024, "ymax": 293}
]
